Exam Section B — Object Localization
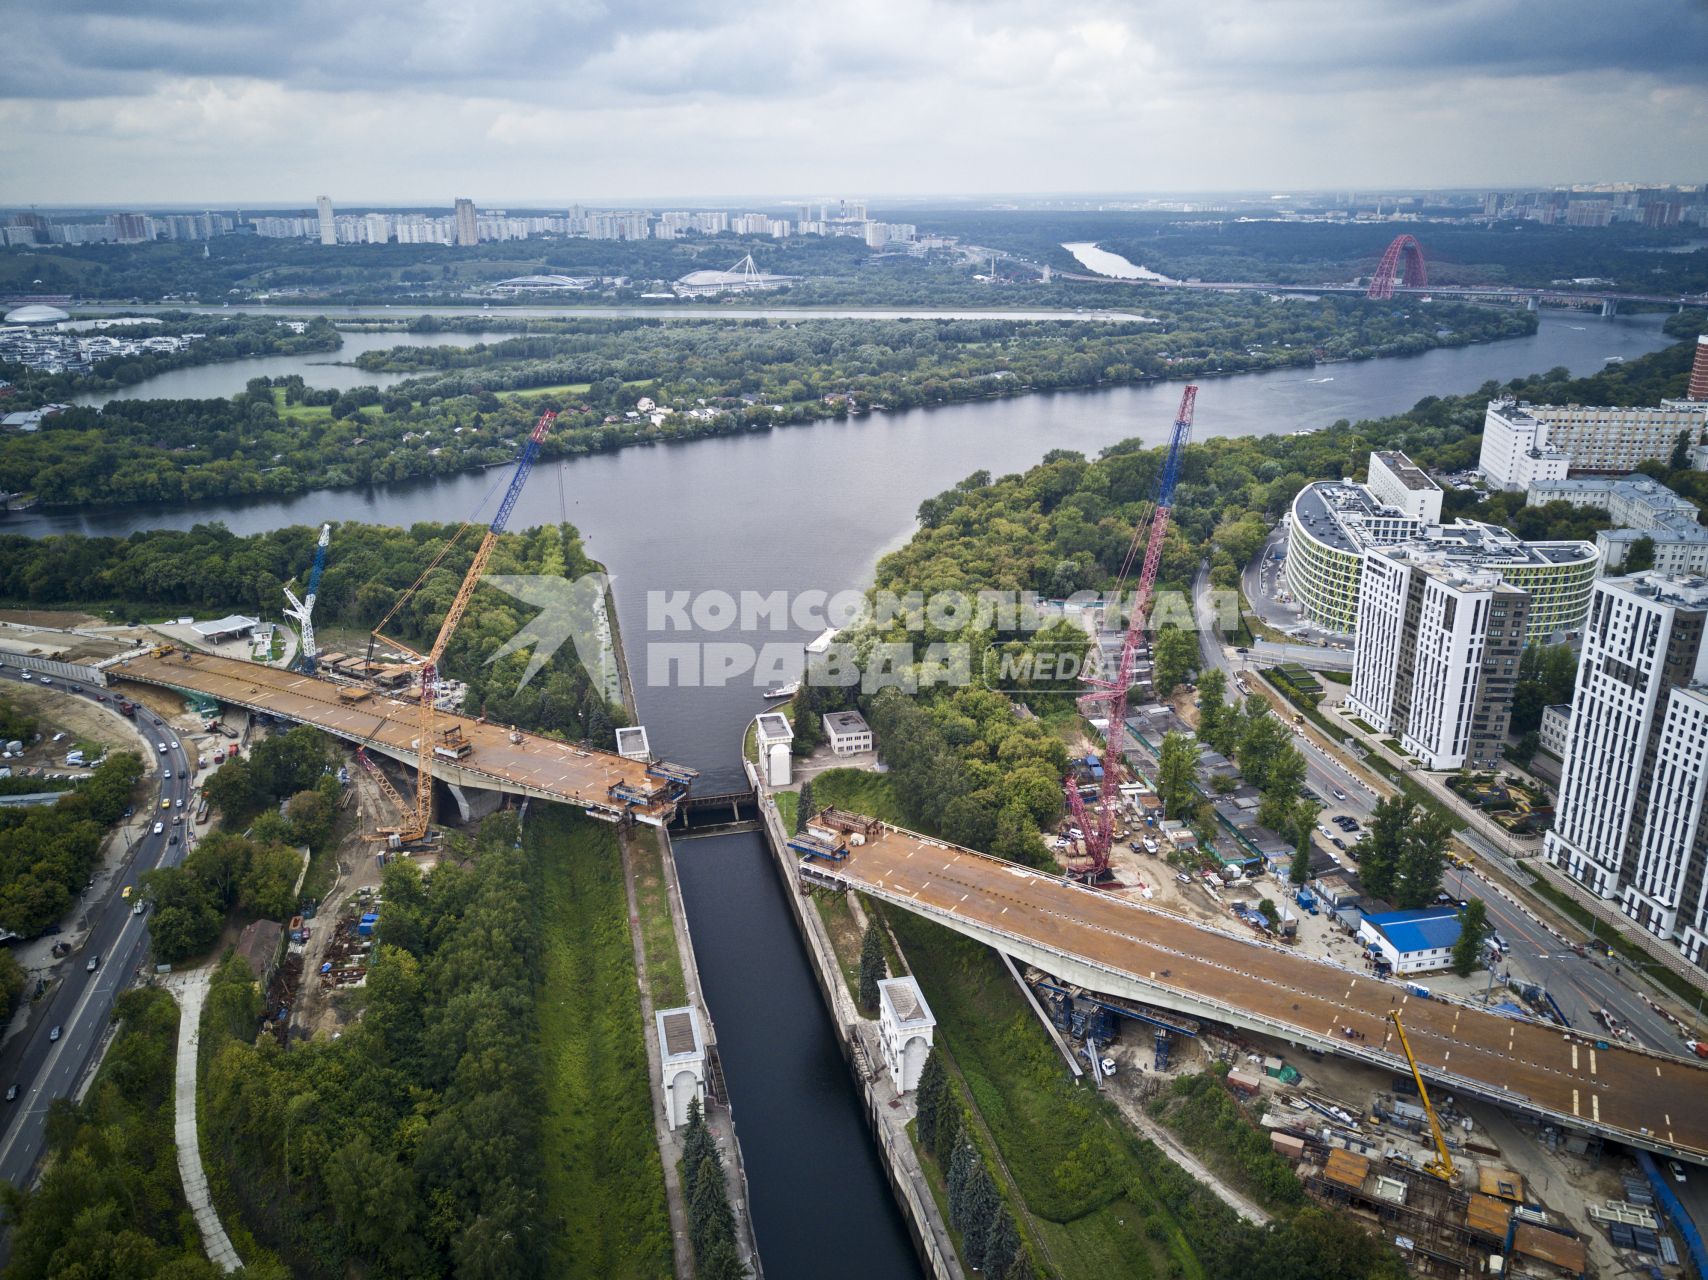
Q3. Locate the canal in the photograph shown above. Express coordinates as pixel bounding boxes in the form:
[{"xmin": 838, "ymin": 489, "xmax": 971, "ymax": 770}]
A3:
[{"xmin": 4, "ymin": 308, "xmax": 1675, "ymax": 1276}]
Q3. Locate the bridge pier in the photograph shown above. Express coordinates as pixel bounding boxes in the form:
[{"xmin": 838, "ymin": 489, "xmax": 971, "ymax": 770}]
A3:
[
  {"xmin": 1525, "ymin": 295, "xmax": 1538, "ymax": 312},
  {"xmin": 1602, "ymin": 298, "xmax": 1618, "ymax": 318},
  {"xmin": 447, "ymin": 782, "xmax": 505, "ymax": 825}
]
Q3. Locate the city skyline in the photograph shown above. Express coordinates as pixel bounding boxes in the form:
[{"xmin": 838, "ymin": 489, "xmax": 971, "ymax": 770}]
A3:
[{"xmin": 1, "ymin": 1, "xmax": 1705, "ymax": 203}]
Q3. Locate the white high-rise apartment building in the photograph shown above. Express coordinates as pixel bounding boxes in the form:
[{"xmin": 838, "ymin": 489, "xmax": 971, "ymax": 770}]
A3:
[
  {"xmin": 1346, "ymin": 549, "xmax": 1529, "ymax": 770},
  {"xmin": 1366, "ymin": 450, "xmax": 1443, "ymax": 523},
  {"xmin": 1544, "ymin": 574, "xmax": 1708, "ymax": 934},
  {"xmin": 316, "ymin": 196, "xmax": 336, "ymax": 246},
  {"xmin": 453, "ymin": 198, "xmax": 479, "ymax": 247}
]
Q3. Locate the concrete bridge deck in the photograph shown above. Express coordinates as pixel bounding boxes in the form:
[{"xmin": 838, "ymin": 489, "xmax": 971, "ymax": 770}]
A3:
[
  {"xmin": 810, "ymin": 822, "xmax": 1708, "ymax": 1161},
  {"xmin": 115, "ymin": 649, "xmax": 681, "ymax": 826}
]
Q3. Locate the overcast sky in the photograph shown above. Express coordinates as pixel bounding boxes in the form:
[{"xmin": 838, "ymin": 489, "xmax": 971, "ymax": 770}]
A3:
[{"xmin": 3, "ymin": 0, "xmax": 1705, "ymax": 205}]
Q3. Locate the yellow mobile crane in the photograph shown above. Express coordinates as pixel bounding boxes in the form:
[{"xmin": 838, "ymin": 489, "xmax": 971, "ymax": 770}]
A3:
[
  {"xmin": 1387, "ymin": 1010, "xmax": 1456, "ymax": 1183},
  {"xmin": 367, "ymin": 409, "xmax": 558, "ymax": 844}
]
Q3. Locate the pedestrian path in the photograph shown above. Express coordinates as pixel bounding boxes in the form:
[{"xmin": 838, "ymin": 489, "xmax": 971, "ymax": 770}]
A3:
[{"xmin": 167, "ymin": 971, "xmax": 242, "ymax": 1274}]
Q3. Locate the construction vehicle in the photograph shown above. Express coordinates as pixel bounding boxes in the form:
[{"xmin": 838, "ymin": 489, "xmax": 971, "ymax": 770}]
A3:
[
  {"xmin": 366, "ymin": 409, "xmax": 558, "ymax": 844},
  {"xmin": 1063, "ymin": 385, "xmax": 1198, "ymax": 881},
  {"xmin": 1387, "ymin": 1010, "xmax": 1456, "ymax": 1183},
  {"xmin": 284, "ymin": 523, "xmax": 331, "ymax": 673}
]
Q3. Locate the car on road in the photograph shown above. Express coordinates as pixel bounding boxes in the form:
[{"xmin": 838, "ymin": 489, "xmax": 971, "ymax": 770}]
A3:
[
  {"xmin": 160, "ymin": 798, "xmax": 171, "ymax": 810},
  {"xmin": 5, "ymin": 1084, "xmax": 16, "ymax": 1102},
  {"xmin": 1671, "ymin": 1160, "xmax": 1688, "ymax": 1183},
  {"xmin": 133, "ymin": 899, "xmax": 147, "ymax": 916},
  {"xmin": 49, "ymin": 1025, "xmax": 61, "ymax": 1042},
  {"xmin": 169, "ymin": 834, "xmax": 179, "ymax": 845},
  {"xmin": 175, "ymin": 798, "xmax": 184, "ymax": 808},
  {"xmin": 163, "ymin": 770, "xmax": 171, "ymax": 779},
  {"xmin": 152, "ymin": 821, "xmax": 165, "ymax": 835},
  {"xmin": 86, "ymin": 953, "xmax": 100, "ymax": 973},
  {"xmin": 170, "ymin": 740, "xmax": 180, "ymax": 750},
  {"xmin": 121, "ymin": 886, "xmax": 132, "ymax": 900},
  {"xmin": 157, "ymin": 742, "xmax": 167, "ymax": 753},
  {"xmin": 1332, "ymin": 788, "xmax": 1347, "ymax": 802}
]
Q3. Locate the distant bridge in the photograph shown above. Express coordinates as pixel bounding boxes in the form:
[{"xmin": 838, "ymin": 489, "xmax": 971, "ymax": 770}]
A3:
[
  {"xmin": 114, "ymin": 649, "xmax": 686, "ymax": 826},
  {"xmin": 800, "ymin": 817, "xmax": 1708, "ymax": 1162}
]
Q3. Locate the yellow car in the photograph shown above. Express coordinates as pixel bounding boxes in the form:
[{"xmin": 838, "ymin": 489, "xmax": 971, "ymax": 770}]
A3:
[
  {"xmin": 160, "ymin": 798, "xmax": 172, "ymax": 810},
  {"xmin": 121, "ymin": 886, "xmax": 132, "ymax": 900}
]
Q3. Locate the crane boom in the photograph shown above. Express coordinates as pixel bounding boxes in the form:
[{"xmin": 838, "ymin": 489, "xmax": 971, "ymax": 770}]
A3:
[
  {"xmin": 1387, "ymin": 1011, "xmax": 1457, "ymax": 1182},
  {"xmin": 1064, "ymin": 386, "xmax": 1197, "ymax": 879},
  {"xmin": 373, "ymin": 409, "xmax": 558, "ymax": 842}
]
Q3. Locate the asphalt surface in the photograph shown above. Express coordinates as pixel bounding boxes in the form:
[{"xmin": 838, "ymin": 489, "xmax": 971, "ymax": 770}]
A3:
[
  {"xmin": 0, "ymin": 665, "xmax": 194, "ymax": 1190},
  {"xmin": 1190, "ymin": 565, "xmax": 1696, "ymax": 1060}
]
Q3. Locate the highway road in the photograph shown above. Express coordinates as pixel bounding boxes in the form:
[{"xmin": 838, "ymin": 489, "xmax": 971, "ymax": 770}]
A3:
[
  {"xmin": 0, "ymin": 664, "xmax": 196, "ymax": 1190},
  {"xmin": 1190, "ymin": 565, "xmax": 1694, "ymax": 1058}
]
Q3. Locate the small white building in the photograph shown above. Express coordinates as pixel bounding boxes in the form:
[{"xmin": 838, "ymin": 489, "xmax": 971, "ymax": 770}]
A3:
[
  {"xmin": 877, "ymin": 976, "xmax": 936, "ymax": 1093},
  {"xmin": 191, "ymin": 614, "xmax": 261, "ymax": 644},
  {"xmin": 1538, "ymin": 704, "xmax": 1572, "ymax": 758},
  {"xmin": 754, "ymin": 712, "xmax": 793, "ymax": 787},
  {"xmin": 656, "ymin": 1005, "xmax": 706, "ymax": 1130},
  {"xmin": 1358, "ymin": 909, "xmax": 1463, "ymax": 974},
  {"xmin": 822, "ymin": 710, "xmax": 873, "ymax": 756},
  {"xmin": 615, "ymin": 725, "xmax": 652, "ymax": 762}
]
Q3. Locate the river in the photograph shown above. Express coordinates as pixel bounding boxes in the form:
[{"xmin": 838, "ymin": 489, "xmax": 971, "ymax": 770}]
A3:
[
  {"xmin": 1063, "ymin": 241, "xmax": 1178, "ymax": 282},
  {"xmin": 71, "ymin": 330, "xmax": 519, "ymax": 404},
  {"xmin": 6, "ymin": 309, "xmax": 1674, "ymax": 1276}
]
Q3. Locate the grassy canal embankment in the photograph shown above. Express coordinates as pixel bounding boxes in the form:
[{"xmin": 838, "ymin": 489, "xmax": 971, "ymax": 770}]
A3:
[{"xmin": 530, "ymin": 806, "xmax": 674, "ymax": 1279}]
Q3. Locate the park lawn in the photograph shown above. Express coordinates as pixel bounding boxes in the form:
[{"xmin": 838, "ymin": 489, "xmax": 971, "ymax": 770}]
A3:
[
  {"xmin": 809, "ymin": 767, "xmax": 911, "ymax": 826},
  {"xmin": 531, "ymin": 807, "xmax": 673, "ymax": 1280},
  {"xmin": 270, "ymin": 388, "xmax": 384, "ymax": 423},
  {"xmin": 500, "ymin": 381, "xmax": 593, "ymax": 399},
  {"xmin": 887, "ymin": 907, "xmax": 1213, "ymax": 1280},
  {"xmin": 626, "ymin": 824, "xmax": 687, "ymax": 1009}
]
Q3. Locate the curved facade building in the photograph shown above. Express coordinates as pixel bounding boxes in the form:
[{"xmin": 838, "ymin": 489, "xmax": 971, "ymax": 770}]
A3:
[{"xmin": 1283, "ymin": 456, "xmax": 1600, "ymax": 643}]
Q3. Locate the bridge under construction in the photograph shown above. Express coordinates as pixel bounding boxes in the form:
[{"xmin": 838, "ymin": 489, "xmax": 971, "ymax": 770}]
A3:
[
  {"xmin": 114, "ymin": 648, "xmax": 687, "ymax": 826},
  {"xmin": 796, "ymin": 815, "xmax": 1708, "ymax": 1163}
]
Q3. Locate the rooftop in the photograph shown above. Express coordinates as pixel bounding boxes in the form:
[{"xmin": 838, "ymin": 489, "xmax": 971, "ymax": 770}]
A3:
[
  {"xmin": 1364, "ymin": 908, "xmax": 1462, "ymax": 954},
  {"xmin": 879, "ymin": 976, "xmax": 936, "ymax": 1029},
  {"xmin": 1611, "ymin": 571, "xmax": 1708, "ymax": 610},
  {"xmin": 1294, "ymin": 483, "xmax": 1597, "ymax": 568},
  {"xmin": 755, "ymin": 712, "xmax": 793, "ymax": 739},
  {"xmin": 1372, "ymin": 450, "xmax": 1436, "ymax": 491},
  {"xmin": 824, "ymin": 710, "xmax": 870, "ymax": 734},
  {"xmin": 656, "ymin": 1006, "xmax": 705, "ymax": 1062}
]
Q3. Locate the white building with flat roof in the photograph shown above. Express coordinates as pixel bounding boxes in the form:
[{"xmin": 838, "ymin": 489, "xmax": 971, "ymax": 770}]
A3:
[
  {"xmin": 754, "ymin": 712, "xmax": 794, "ymax": 787},
  {"xmin": 656, "ymin": 1006, "xmax": 707, "ymax": 1130},
  {"xmin": 1481, "ymin": 398, "xmax": 1706, "ymax": 490},
  {"xmin": 877, "ymin": 976, "xmax": 936, "ymax": 1093},
  {"xmin": 1367, "ymin": 450, "xmax": 1443, "ymax": 524},
  {"xmin": 1527, "ymin": 474, "xmax": 1708, "ymax": 575},
  {"xmin": 823, "ymin": 710, "xmax": 873, "ymax": 756}
]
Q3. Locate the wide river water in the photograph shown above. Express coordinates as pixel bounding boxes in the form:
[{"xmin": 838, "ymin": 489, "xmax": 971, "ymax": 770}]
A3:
[{"xmin": 7, "ymin": 307, "xmax": 1675, "ymax": 1277}]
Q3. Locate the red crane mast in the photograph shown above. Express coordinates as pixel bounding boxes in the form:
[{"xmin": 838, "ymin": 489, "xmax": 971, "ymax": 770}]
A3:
[{"xmin": 1064, "ymin": 385, "xmax": 1197, "ymax": 880}]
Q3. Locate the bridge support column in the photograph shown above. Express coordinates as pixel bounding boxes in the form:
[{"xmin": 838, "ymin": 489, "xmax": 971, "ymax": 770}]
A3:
[
  {"xmin": 446, "ymin": 782, "xmax": 504, "ymax": 825},
  {"xmin": 1525, "ymin": 295, "xmax": 1538, "ymax": 312},
  {"xmin": 1602, "ymin": 298, "xmax": 1618, "ymax": 318}
]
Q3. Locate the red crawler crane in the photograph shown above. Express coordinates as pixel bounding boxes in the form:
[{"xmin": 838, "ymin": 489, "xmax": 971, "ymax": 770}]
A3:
[{"xmin": 1063, "ymin": 385, "xmax": 1197, "ymax": 881}]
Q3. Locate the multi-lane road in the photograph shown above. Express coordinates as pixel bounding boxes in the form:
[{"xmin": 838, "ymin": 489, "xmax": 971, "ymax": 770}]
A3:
[
  {"xmin": 0, "ymin": 665, "xmax": 195, "ymax": 1189},
  {"xmin": 1190, "ymin": 565, "xmax": 1694, "ymax": 1058}
]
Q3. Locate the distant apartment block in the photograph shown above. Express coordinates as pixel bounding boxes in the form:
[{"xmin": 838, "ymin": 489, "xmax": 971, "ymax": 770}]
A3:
[
  {"xmin": 316, "ymin": 195, "xmax": 336, "ymax": 246},
  {"xmin": 1479, "ymin": 397, "xmax": 1707, "ymax": 491},
  {"xmin": 453, "ymin": 198, "xmax": 478, "ymax": 248},
  {"xmin": 1346, "ymin": 548, "xmax": 1529, "ymax": 770},
  {"xmin": 1691, "ymin": 335, "xmax": 1708, "ymax": 403},
  {"xmin": 1284, "ymin": 451, "xmax": 1598, "ymax": 638},
  {"xmin": 1543, "ymin": 573, "xmax": 1708, "ymax": 968},
  {"xmin": 1527, "ymin": 474, "xmax": 1708, "ymax": 575}
]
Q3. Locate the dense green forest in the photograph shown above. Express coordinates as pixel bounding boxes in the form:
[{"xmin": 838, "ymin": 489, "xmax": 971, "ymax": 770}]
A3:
[
  {"xmin": 0, "ymin": 314, "xmax": 338, "ymax": 406},
  {"xmin": 0, "ymin": 301, "xmax": 1534, "ymax": 506},
  {"xmin": 0, "ymin": 753, "xmax": 144, "ymax": 937},
  {"xmin": 200, "ymin": 815, "xmax": 548, "ymax": 1278},
  {"xmin": 0, "ymin": 988, "xmax": 227, "ymax": 1280},
  {"xmin": 0, "ymin": 521, "xmax": 626, "ymax": 743},
  {"xmin": 916, "ymin": 209, "xmax": 1708, "ymax": 294}
]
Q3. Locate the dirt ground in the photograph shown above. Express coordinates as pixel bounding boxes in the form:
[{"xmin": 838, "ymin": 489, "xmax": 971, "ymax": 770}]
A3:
[
  {"xmin": 1, "ymin": 681, "xmax": 142, "ymax": 773},
  {"xmin": 0, "ymin": 609, "xmax": 103, "ymax": 630}
]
